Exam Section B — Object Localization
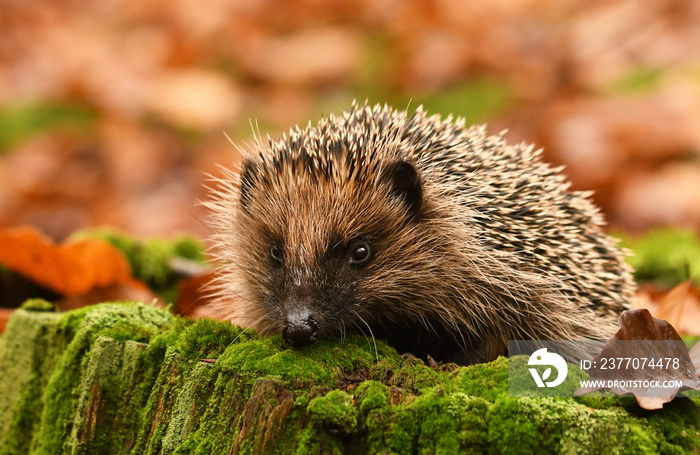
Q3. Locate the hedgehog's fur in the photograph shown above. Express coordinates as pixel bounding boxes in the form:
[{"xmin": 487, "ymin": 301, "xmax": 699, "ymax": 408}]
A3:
[{"xmin": 206, "ymin": 102, "xmax": 634, "ymax": 365}]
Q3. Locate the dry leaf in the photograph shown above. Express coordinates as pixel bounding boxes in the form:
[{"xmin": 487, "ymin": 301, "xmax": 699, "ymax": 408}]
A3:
[
  {"xmin": 613, "ymin": 163, "xmax": 700, "ymax": 229},
  {"xmin": 239, "ymin": 28, "xmax": 361, "ymax": 86},
  {"xmin": 173, "ymin": 271, "xmax": 215, "ymax": 317},
  {"xmin": 655, "ymin": 279, "xmax": 691, "ymax": 328},
  {"xmin": 632, "ymin": 283, "xmax": 700, "ymax": 337},
  {"xmin": 0, "ymin": 226, "xmax": 135, "ymax": 297},
  {"xmin": 690, "ymin": 342, "xmax": 700, "ymax": 378},
  {"xmin": 574, "ymin": 309, "xmax": 700, "ymax": 409},
  {"xmin": 146, "ymin": 70, "xmax": 242, "ymax": 130}
]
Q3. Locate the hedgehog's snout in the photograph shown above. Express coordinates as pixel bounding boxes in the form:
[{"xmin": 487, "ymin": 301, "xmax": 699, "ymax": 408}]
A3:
[{"xmin": 282, "ymin": 308, "xmax": 319, "ymax": 346}]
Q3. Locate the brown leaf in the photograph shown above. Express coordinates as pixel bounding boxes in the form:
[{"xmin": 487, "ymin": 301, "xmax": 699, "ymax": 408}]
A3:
[
  {"xmin": 0, "ymin": 226, "xmax": 134, "ymax": 297},
  {"xmin": 632, "ymin": 283, "xmax": 700, "ymax": 337},
  {"xmin": 173, "ymin": 271, "xmax": 216, "ymax": 317},
  {"xmin": 690, "ymin": 342, "xmax": 700, "ymax": 378},
  {"xmin": 616, "ymin": 308, "xmax": 685, "ymax": 341},
  {"xmin": 655, "ymin": 280, "xmax": 691, "ymax": 329},
  {"xmin": 613, "ymin": 163, "xmax": 700, "ymax": 230},
  {"xmin": 238, "ymin": 28, "xmax": 361, "ymax": 86},
  {"xmin": 574, "ymin": 309, "xmax": 700, "ymax": 410},
  {"xmin": 146, "ymin": 70, "xmax": 242, "ymax": 130}
]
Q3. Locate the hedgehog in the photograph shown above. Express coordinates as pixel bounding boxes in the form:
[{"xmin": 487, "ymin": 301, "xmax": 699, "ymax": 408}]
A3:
[{"xmin": 206, "ymin": 102, "xmax": 635, "ymax": 365}]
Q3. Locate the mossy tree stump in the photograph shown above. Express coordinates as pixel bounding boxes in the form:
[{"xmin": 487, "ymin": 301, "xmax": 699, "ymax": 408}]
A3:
[{"xmin": 0, "ymin": 302, "xmax": 698, "ymax": 454}]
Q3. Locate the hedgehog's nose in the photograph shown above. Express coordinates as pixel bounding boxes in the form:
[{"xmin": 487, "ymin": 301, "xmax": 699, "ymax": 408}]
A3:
[{"xmin": 282, "ymin": 309, "xmax": 319, "ymax": 346}]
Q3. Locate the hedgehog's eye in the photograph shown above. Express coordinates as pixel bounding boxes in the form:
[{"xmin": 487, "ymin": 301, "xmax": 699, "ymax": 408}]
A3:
[
  {"xmin": 270, "ymin": 245, "xmax": 284, "ymax": 266},
  {"xmin": 348, "ymin": 240, "xmax": 372, "ymax": 267}
]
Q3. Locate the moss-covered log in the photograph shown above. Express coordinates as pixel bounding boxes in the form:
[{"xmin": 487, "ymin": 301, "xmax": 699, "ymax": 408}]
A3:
[{"xmin": 0, "ymin": 302, "xmax": 698, "ymax": 454}]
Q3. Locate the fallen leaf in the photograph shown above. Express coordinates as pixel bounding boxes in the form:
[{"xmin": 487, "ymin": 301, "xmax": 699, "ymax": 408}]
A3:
[
  {"xmin": 146, "ymin": 69, "xmax": 242, "ymax": 130},
  {"xmin": 690, "ymin": 342, "xmax": 700, "ymax": 377},
  {"xmin": 0, "ymin": 226, "xmax": 135, "ymax": 297},
  {"xmin": 238, "ymin": 28, "xmax": 361, "ymax": 86},
  {"xmin": 613, "ymin": 163, "xmax": 700, "ymax": 230},
  {"xmin": 632, "ymin": 283, "xmax": 700, "ymax": 337},
  {"xmin": 655, "ymin": 279, "xmax": 691, "ymax": 328},
  {"xmin": 574, "ymin": 309, "xmax": 700, "ymax": 410},
  {"xmin": 173, "ymin": 271, "xmax": 216, "ymax": 317}
]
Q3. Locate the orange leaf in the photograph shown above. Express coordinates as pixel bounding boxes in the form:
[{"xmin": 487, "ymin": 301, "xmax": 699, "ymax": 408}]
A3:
[{"xmin": 0, "ymin": 226, "xmax": 133, "ymax": 296}]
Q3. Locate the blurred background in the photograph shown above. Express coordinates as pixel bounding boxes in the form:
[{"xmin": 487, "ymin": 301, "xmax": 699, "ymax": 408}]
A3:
[{"xmin": 1, "ymin": 0, "xmax": 700, "ymax": 241}]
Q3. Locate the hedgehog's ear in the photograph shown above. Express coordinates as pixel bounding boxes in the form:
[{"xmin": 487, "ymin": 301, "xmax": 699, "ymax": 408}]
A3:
[
  {"xmin": 384, "ymin": 160, "xmax": 423, "ymax": 219},
  {"xmin": 239, "ymin": 160, "xmax": 256, "ymax": 212}
]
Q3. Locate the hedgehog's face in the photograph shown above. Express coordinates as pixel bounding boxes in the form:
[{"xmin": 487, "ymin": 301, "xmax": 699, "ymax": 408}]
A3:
[{"xmin": 234, "ymin": 155, "xmax": 426, "ymax": 347}]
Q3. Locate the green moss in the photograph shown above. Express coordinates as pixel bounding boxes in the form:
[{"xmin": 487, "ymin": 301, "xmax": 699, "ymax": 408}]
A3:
[
  {"xmin": 296, "ymin": 391, "xmax": 353, "ymax": 455},
  {"xmin": 638, "ymin": 399, "xmax": 700, "ymax": 453},
  {"xmin": 486, "ymin": 396, "xmax": 700, "ymax": 454},
  {"xmin": 451, "ymin": 356, "xmax": 509, "ymax": 402},
  {"xmin": 29, "ymin": 303, "xmax": 173, "ymax": 455},
  {"xmin": 131, "ymin": 351, "xmax": 202, "ymax": 455},
  {"xmin": 0, "ymin": 102, "xmax": 96, "ymax": 151},
  {"xmin": 355, "ymin": 381, "xmax": 390, "ymax": 417},
  {"xmin": 170, "ymin": 370, "xmax": 258, "ymax": 455},
  {"xmin": 575, "ymin": 394, "xmax": 640, "ymax": 410},
  {"xmin": 620, "ymin": 228, "xmax": 700, "ymax": 286},
  {"xmin": 307, "ymin": 390, "xmax": 358, "ymax": 435},
  {"xmin": 409, "ymin": 78, "xmax": 515, "ymax": 124},
  {"xmin": 353, "ymin": 381, "xmax": 392, "ymax": 453},
  {"xmin": 19, "ymin": 298, "xmax": 56, "ymax": 312},
  {"xmin": 489, "ymin": 397, "xmax": 627, "ymax": 453},
  {"xmin": 173, "ymin": 317, "xmax": 254, "ymax": 360},
  {"xmin": 449, "ymin": 395, "xmax": 490, "ymax": 450},
  {"xmin": 159, "ymin": 363, "xmax": 220, "ymax": 454},
  {"xmin": 507, "ymin": 355, "xmax": 590, "ymax": 398},
  {"xmin": 383, "ymin": 387, "xmax": 490, "ymax": 454},
  {"xmin": 0, "ymin": 309, "xmax": 64, "ymax": 455},
  {"xmin": 216, "ymin": 334, "xmax": 398, "ymax": 390},
  {"xmin": 371, "ymin": 356, "xmax": 448, "ymax": 393},
  {"xmin": 604, "ymin": 66, "xmax": 665, "ymax": 96},
  {"xmin": 66, "ymin": 337, "xmax": 165, "ymax": 454}
]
